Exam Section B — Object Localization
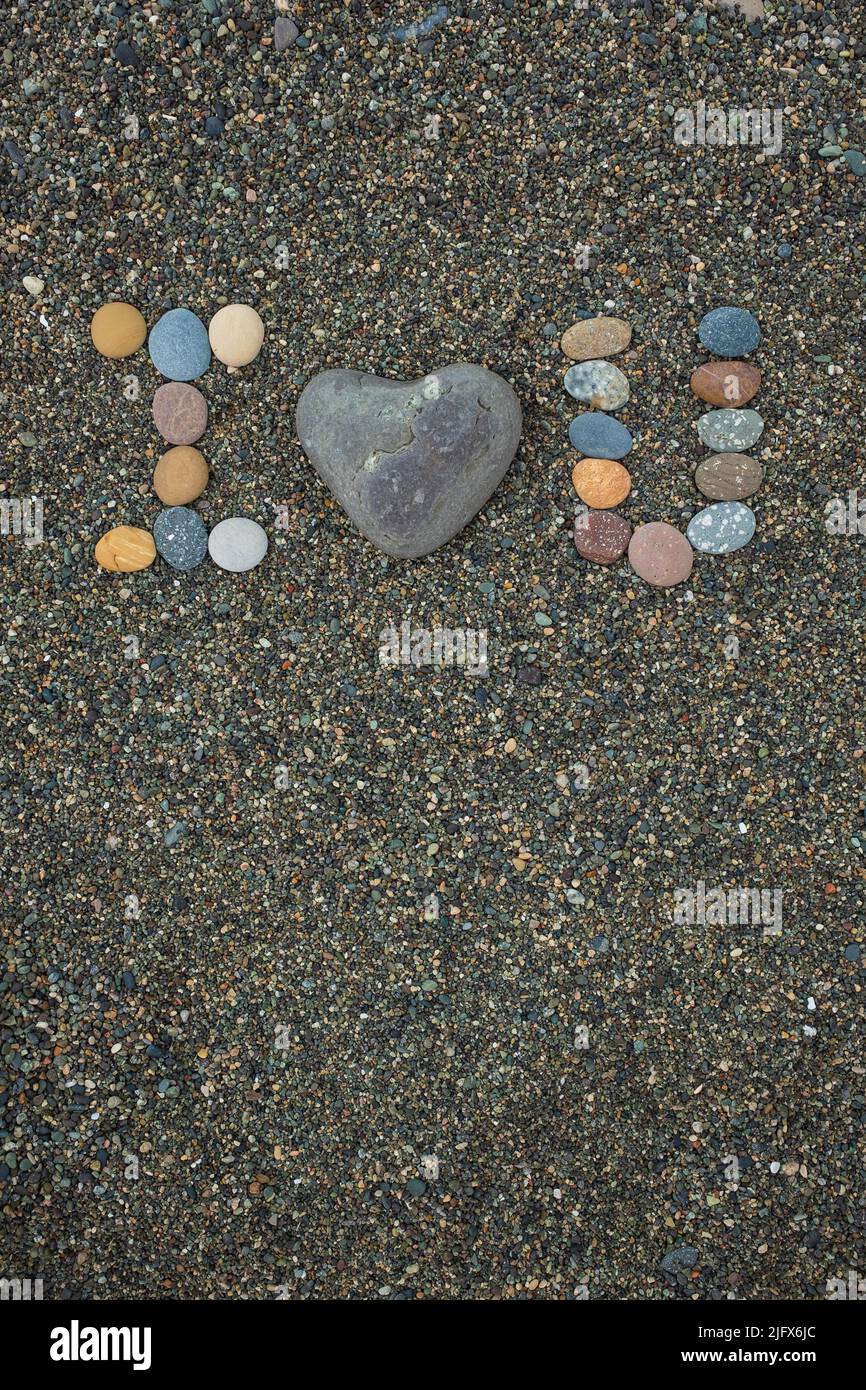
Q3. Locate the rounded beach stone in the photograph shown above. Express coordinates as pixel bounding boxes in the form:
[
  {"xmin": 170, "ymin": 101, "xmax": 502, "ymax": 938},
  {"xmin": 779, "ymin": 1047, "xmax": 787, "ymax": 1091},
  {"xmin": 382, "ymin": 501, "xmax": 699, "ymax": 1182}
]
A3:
[
  {"xmin": 153, "ymin": 507, "xmax": 209, "ymax": 571},
  {"xmin": 153, "ymin": 446, "xmax": 209, "ymax": 505},
  {"xmin": 564, "ymin": 360, "xmax": 630, "ymax": 411},
  {"xmin": 152, "ymin": 382, "xmax": 208, "ymax": 445},
  {"xmin": 690, "ymin": 361, "xmax": 761, "ymax": 408},
  {"xmin": 561, "ymin": 316, "xmax": 631, "ymax": 362},
  {"xmin": 628, "ymin": 522, "xmax": 693, "ymax": 588},
  {"xmin": 568, "ymin": 411, "xmax": 632, "ymax": 460},
  {"xmin": 148, "ymin": 307, "xmax": 211, "ymax": 380},
  {"xmin": 686, "ymin": 501, "xmax": 756, "ymax": 554},
  {"xmin": 697, "ymin": 408, "xmax": 763, "ymax": 452},
  {"xmin": 208, "ymin": 517, "xmax": 268, "ymax": 572},
  {"xmin": 296, "ymin": 364, "xmax": 521, "ymax": 559},
  {"xmin": 694, "ymin": 453, "xmax": 763, "ymax": 501},
  {"xmin": 571, "ymin": 457, "xmax": 631, "ymax": 508},
  {"xmin": 90, "ymin": 301, "xmax": 146, "ymax": 359},
  {"xmin": 208, "ymin": 303, "xmax": 265, "ymax": 367},
  {"xmin": 94, "ymin": 525, "xmax": 155, "ymax": 573},
  {"xmin": 574, "ymin": 509, "xmax": 632, "ymax": 564},
  {"xmin": 698, "ymin": 306, "xmax": 761, "ymax": 357}
]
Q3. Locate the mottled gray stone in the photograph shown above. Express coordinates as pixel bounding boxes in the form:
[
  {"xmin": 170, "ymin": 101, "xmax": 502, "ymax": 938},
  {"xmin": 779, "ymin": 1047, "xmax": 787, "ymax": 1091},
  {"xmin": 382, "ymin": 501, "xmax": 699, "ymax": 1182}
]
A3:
[
  {"xmin": 296, "ymin": 363, "xmax": 522, "ymax": 559},
  {"xmin": 153, "ymin": 507, "xmax": 208, "ymax": 571},
  {"xmin": 687, "ymin": 501, "xmax": 756, "ymax": 553},
  {"xmin": 564, "ymin": 359, "xmax": 629, "ymax": 410},
  {"xmin": 697, "ymin": 408, "xmax": 764, "ymax": 451}
]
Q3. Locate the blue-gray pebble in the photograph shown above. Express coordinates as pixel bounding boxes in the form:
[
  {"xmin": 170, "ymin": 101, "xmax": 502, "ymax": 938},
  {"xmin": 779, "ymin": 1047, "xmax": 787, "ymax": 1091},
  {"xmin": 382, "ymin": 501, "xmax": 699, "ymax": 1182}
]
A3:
[
  {"xmin": 568, "ymin": 411, "xmax": 633, "ymax": 460},
  {"xmin": 153, "ymin": 507, "xmax": 209, "ymax": 570},
  {"xmin": 148, "ymin": 308, "xmax": 211, "ymax": 381},
  {"xmin": 687, "ymin": 502, "xmax": 756, "ymax": 554},
  {"xmin": 697, "ymin": 408, "xmax": 763, "ymax": 451},
  {"xmin": 698, "ymin": 306, "xmax": 761, "ymax": 357}
]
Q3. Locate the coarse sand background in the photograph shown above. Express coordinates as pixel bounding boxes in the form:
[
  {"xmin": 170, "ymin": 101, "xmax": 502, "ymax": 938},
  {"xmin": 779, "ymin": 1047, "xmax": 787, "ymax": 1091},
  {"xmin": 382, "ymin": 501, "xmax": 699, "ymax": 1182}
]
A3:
[{"xmin": 2, "ymin": 0, "xmax": 865, "ymax": 1299}]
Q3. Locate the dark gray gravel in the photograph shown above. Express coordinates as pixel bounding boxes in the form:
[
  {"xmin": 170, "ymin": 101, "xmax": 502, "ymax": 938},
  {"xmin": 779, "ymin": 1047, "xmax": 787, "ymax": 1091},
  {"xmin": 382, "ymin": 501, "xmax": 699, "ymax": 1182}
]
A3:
[{"xmin": 1, "ymin": 0, "xmax": 864, "ymax": 1302}]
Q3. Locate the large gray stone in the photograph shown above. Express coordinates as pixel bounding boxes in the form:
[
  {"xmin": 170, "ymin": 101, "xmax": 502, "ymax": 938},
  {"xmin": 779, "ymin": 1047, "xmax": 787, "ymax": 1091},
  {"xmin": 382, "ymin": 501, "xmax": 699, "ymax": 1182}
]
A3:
[{"xmin": 295, "ymin": 363, "xmax": 522, "ymax": 559}]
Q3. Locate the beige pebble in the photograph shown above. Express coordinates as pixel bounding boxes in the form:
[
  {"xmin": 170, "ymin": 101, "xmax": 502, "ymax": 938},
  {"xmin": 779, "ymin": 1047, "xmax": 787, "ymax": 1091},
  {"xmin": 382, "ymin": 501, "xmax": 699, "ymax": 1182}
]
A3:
[
  {"xmin": 208, "ymin": 303, "xmax": 264, "ymax": 366},
  {"xmin": 95, "ymin": 525, "xmax": 155, "ymax": 572}
]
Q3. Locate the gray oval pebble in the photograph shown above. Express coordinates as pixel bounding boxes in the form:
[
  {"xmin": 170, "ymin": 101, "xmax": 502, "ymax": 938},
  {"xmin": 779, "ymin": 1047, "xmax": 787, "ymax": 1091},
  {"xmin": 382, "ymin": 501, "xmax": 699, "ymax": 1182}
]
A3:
[
  {"xmin": 697, "ymin": 408, "xmax": 763, "ymax": 452},
  {"xmin": 207, "ymin": 517, "xmax": 268, "ymax": 572},
  {"xmin": 698, "ymin": 306, "xmax": 761, "ymax": 357},
  {"xmin": 568, "ymin": 411, "xmax": 633, "ymax": 460},
  {"xmin": 694, "ymin": 453, "xmax": 763, "ymax": 501},
  {"xmin": 564, "ymin": 359, "xmax": 630, "ymax": 411},
  {"xmin": 686, "ymin": 501, "xmax": 756, "ymax": 554},
  {"xmin": 153, "ymin": 507, "xmax": 209, "ymax": 571}
]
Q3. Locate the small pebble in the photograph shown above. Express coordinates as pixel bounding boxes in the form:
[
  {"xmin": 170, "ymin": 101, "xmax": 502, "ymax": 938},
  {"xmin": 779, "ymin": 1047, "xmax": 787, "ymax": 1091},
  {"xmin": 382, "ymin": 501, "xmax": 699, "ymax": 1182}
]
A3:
[
  {"xmin": 152, "ymin": 382, "xmax": 208, "ymax": 445},
  {"xmin": 94, "ymin": 525, "xmax": 156, "ymax": 573},
  {"xmin": 208, "ymin": 517, "xmax": 269, "ymax": 572},
  {"xmin": 568, "ymin": 412, "xmax": 633, "ymax": 460},
  {"xmin": 571, "ymin": 457, "xmax": 631, "ymax": 508},
  {"xmin": 208, "ymin": 303, "xmax": 265, "ymax": 367},
  {"xmin": 694, "ymin": 453, "xmax": 763, "ymax": 501},
  {"xmin": 697, "ymin": 408, "xmax": 764, "ymax": 452},
  {"xmin": 23, "ymin": 274, "xmax": 44, "ymax": 296},
  {"xmin": 690, "ymin": 361, "xmax": 761, "ymax": 408},
  {"xmin": 153, "ymin": 446, "xmax": 209, "ymax": 505},
  {"xmin": 148, "ymin": 307, "xmax": 211, "ymax": 381},
  {"xmin": 90, "ymin": 301, "xmax": 147, "ymax": 359},
  {"xmin": 698, "ymin": 306, "xmax": 761, "ymax": 357},
  {"xmin": 686, "ymin": 502, "xmax": 756, "ymax": 554},
  {"xmin": 628, "ymin": 522, "xmax": 693, "ymax": 588},
  {"xmin": 560, "ymin": 316, "xmax": 632, "ymax": 362},
  {"xmin": 574, "ymin": 509, "xmax": 632, "ymax": 564},
  {"xmin": 153, "ymin": 507, "xmax": 209, "ymax": 571},
  {"xmin": 564, "ymin": 359, "xmax": 630, "ymax": 411}
]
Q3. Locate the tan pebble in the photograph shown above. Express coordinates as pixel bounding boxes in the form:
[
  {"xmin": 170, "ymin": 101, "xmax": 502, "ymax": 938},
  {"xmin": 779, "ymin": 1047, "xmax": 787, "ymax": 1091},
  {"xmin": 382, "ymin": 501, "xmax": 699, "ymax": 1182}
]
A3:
[
  {"xmin": 153, "ymin": 446, "xmax": 209, "ymax": 505},
  {"xmin": 208, "ymin": 303, "xmax": 264, "ymax": 367},
  {"xmin": 561, "ymin": 315, "xmax": 632, "ymax": 362},
  {"xmin": 571, "ymin": 457, "xmax": 631, "ymax": 508},
  {"xmin": 95, "ymin": 525, "xmax": 155, "ymax": 572},
  {"xmin": 90, "ymin": 301, "xmax": 147, "ymax": 359}
]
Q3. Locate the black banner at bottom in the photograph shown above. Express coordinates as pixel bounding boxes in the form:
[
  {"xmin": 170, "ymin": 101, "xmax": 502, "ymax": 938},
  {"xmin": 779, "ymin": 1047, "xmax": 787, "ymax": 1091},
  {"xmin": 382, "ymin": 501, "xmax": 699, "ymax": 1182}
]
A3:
[{"xmin": 2, "ymin": 1295, "xmax": 857, "ymax": 1377}]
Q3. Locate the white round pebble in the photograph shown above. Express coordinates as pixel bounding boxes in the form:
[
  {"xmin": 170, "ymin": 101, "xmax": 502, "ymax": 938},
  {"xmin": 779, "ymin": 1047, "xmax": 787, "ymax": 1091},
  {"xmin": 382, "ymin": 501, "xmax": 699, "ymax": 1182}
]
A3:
[
  {"xmin": 23, "ymin": 275, "xmax": 45, "ymax": 295},
  {"xmin": 207, "ymin": 516, "xmax": 268, "ymax": 572}
]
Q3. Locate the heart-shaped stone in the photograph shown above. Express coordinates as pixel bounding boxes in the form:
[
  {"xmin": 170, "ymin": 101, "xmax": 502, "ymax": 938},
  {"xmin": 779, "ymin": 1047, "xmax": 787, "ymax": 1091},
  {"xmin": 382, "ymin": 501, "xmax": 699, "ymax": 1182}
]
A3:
[{"xmin": 296, "ymin": 363, "xmax": 522, "ymax": 559}]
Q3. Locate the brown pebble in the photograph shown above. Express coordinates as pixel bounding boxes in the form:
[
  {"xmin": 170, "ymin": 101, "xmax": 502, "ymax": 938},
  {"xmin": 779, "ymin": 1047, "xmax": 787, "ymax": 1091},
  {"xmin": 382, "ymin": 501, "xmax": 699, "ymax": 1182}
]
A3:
[
  {"xmin": 152, "ymin": 382, "xmax": 208, "ymax": 445},
  {"xmin": 90, "ymin": 302, "xmax": 147, "ymax": 359},
  {"xmin": 94, "ymin": 526, "xmax": 156, "ymax": 572},
  {"xmin": 694, "ymin": 453, "xmax": 764, "ymax": 501},
  {"xmin": 561, "ymin": 316, "xmax": 632, "ymax": 362},
  {"xmin": 628, "ymin": 522, "xmax": 693, "ymax": 588},
  {"xmin": 690, "ymin": 361, "xmax": 761, "ymax": 408},
  {"xmin": 153, "ymin": 446, "xmax": 209, "ymax": 505},
  {"xmin": 574, "ymin": 509, "xmax": 632, "ymax": 564},
  {"xmin": 571, "ymin": 456, "xmax": 631, "ymax": 508}
]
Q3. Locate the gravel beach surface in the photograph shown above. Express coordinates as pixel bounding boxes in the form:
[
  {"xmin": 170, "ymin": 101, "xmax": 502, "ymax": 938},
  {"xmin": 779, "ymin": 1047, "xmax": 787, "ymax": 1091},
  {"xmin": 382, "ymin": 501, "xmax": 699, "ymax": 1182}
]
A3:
[{"xmin": 2, "ymin": 1, "xmax": 865, "ymax": 1301}]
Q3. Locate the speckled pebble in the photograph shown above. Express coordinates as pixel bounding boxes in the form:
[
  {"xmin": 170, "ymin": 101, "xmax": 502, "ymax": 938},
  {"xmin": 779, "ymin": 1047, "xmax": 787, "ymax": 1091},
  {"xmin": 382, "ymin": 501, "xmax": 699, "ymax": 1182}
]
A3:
[
  {"xmin": 697, "ymin": 408, "xmax": 764, "ymax": 452},
  {"xmin": 686, "ymin": 501, "xmax": 756, "ymax": 554},
  {"xmin": 153, "ymin": 507, "xmax": 209, "ymax": 571},
  {"xmin": 564, "ymin": 359, "xmax": 630, "ymax": 411}
]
